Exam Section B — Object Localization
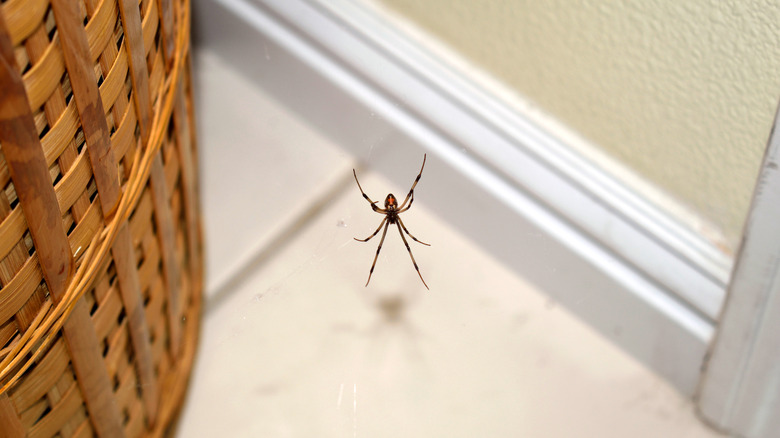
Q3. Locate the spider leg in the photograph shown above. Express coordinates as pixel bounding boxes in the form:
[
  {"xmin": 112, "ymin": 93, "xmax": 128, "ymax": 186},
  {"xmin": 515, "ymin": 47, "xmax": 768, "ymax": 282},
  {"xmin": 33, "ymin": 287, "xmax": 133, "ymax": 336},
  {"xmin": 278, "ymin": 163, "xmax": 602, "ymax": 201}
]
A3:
[
  {"xmin": 396, "ymin": 222, "xmax": 429, "ymax": 289},
  {"xmin": 397, "ymin": 154, "xmax": 426, "ymax": 210},
  {"xmin": 364, "ymin": 220, "xmax": 390, "ymax": 287},
  {"xmin": 354, "ymin": 217, "xmax": 387, "ymax": 242},
  {"xmin": 353, "ymin": 169, "xmax": 386, "ymax": 214},
  {"xmin": 397, "ymin": 217, "xmax": 430, "ymax": 246},
  {"xmin": 398, "ymin": 191, "xmax": 415, "ymax": 213}
]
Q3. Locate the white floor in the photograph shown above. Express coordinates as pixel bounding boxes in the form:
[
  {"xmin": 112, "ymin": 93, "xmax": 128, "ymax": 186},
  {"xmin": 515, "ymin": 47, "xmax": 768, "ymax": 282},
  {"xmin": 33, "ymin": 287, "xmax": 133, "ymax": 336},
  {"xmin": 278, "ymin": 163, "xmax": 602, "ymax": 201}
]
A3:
[{"xmin": 176, "ymin": 50, "xmax": 723, "ymax": 437}]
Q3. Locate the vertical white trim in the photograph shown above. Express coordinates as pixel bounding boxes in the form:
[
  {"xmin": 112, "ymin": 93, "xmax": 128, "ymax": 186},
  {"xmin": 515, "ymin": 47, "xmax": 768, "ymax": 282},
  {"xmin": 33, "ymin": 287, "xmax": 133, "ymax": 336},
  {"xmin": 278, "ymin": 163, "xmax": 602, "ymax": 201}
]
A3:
[{"xmin": 697, "ymin": 103, "xmax": 780, "ymax": 438}]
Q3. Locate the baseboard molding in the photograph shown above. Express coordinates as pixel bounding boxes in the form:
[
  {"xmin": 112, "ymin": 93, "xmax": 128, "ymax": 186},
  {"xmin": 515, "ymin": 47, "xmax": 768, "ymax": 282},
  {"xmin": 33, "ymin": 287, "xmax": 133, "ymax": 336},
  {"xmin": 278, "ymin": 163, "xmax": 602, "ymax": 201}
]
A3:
[{"xmin": 193, "ymin": 0, "xmax": 732, "ymax": 395}]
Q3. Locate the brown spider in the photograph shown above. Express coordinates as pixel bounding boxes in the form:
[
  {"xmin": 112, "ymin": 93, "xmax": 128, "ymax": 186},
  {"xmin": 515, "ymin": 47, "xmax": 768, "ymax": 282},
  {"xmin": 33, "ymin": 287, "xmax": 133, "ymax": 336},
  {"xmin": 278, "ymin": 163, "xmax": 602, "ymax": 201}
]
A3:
[{"xmin": 353, "ymin": 154, "xmax": 430, "ymax": 289}]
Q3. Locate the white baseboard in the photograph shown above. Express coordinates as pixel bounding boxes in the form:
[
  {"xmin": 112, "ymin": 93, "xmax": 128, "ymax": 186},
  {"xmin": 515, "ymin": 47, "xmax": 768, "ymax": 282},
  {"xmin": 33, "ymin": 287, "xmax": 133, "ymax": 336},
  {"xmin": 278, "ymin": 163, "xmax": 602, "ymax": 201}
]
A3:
[{"xmin": 193, "ymin": 0, "xmax": 732, "ymax": 395}]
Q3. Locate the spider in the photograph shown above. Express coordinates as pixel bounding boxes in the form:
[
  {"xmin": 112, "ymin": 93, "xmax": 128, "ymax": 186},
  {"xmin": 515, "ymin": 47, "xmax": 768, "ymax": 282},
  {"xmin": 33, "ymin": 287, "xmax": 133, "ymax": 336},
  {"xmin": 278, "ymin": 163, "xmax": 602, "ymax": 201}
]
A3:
[{"xmin": 353, "ymin": 154, "xmax": 430, "ymax": 289}]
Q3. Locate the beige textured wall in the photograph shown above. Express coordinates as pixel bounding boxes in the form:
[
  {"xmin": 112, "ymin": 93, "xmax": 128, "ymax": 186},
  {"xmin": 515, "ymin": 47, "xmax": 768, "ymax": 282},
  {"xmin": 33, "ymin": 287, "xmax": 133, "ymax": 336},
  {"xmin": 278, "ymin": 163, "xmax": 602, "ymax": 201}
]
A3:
[{"xmin": 374, "ymin": 0, "xmax": 780, "ymax": 251}]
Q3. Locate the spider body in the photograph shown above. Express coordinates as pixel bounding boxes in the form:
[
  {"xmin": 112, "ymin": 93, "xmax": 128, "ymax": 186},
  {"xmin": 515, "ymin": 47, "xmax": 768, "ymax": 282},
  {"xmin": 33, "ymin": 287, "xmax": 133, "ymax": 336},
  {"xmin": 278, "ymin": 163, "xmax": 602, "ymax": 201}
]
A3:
[
  {"xmin": 383, "ymin": 195, "xmax": 398, "ymax": 222},
  {"xmin": 353, "ymin": 155, "xmax": 430, "ymax": 289}
]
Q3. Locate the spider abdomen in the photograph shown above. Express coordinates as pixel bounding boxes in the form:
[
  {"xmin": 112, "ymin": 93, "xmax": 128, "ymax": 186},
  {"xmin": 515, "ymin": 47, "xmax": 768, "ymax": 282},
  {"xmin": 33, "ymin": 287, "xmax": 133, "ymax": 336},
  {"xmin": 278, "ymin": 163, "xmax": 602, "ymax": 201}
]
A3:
[{"xmin": 384, "ymin": 193, "xmax": 397, "ymax": 209}]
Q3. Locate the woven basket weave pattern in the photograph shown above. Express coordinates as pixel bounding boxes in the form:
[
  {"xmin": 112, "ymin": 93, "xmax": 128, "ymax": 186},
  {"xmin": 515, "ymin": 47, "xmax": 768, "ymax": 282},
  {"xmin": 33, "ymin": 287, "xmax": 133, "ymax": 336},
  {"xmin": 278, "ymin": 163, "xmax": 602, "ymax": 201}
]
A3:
[{"xmin": 0, "ymin": 0, "xmax": 201, "ymax": 436}]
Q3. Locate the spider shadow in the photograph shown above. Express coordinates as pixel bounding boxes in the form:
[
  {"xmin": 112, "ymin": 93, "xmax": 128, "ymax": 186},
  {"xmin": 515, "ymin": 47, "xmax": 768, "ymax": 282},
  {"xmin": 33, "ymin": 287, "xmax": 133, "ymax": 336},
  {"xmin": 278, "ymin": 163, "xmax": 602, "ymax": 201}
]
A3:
[
  {"xmin": 357, "ymin": 287, "xmax": 429, "ymax": 370},
  {"xmin": 363, "ymin": 286, "xmax": 422, "ymax": 325}
]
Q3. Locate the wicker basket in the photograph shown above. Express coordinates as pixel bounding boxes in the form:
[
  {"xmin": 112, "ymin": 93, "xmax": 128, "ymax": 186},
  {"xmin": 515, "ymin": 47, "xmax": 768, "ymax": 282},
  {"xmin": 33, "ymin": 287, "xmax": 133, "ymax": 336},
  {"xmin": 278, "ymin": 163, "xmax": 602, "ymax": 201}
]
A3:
[{"xmin": 0, "ymin": 0, "xmax": 202, "ymax": 436}]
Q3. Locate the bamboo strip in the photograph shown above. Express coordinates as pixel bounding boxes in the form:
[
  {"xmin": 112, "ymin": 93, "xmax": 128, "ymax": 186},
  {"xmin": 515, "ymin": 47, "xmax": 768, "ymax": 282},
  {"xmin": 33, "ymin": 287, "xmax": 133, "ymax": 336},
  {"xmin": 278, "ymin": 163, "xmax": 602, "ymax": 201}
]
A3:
[
  {"xmin": 27, "ymin": 379, "xmax": 82, "ymax": 438},
  {"xmin": 0, "ymin": 209, "xmax": 25, "ymax": 264},
  {"xmin": 93, "ymin": 0, "xmax": 162, "ymax": 426},
  {"xmin": 61, "ymin": 302, "xmax": 125, "ymax": 438},
  {"xmin": 22, "ymin": 41, "xmax": 65, "ymax": 111},
  {"xmin": 0, "ymin": 12, "xmax": 33, "ymax": 303},
  {"xmin": 0, "ymin": 326, "xmax": 17, "ymax": 354},
  {"xmin": 24, "ymin": 23, "xmax": 92, "ymax": 227},
  {"xmin": 0, "ymin": 41, "xmax": 72, "ymax": 312},
  {"xmin": 0, "ymin": 393, "xmax": 24, "ymax": 438},
  {"xmin": 157, "ymin": 0, "xmax": 176, "ymax": 68},
  {"xmin": 111, "ymin": 102, "xmax": 138, "ymax": 166},
  {"xmin": 149, "ymin": 271, "xmax": 200, "ymax": 438},
  {"xmin": 0, "ymin": 170, "xmax": 45, "ymax": 332},
  {"xmin": 48, "ymin": 1, "xmax": 128, "ymax": 436},
  {"xmin": 112, "ymin": 224, "xmax": 160, "ymax": 425},
  {"xmin": 1, "ymin": 0, "xmax": 48, "ymax": 46},
  {"xmin": 119, "ymin": 0, "xmax": 153, "ymax": 143},
  {"xmin": 142, "ymin": 0, "xmax": 160, "ymax": 57},
  {"xmin": 67, "ymin": 201, "xmax": 102, "ymax": 256},
  {"xmin": 174, "ymin": 78, "xmax": 202, "ymax": 293},
  {"xmin": 12, "ymin": 340, "xmax": 68, "ymax": 412},
  {"xmin": 0, "ymin": 257, "xmax": 42, "ymax": 325},
  {"xmin": 161, "ymin": 0, "xmax": 201, "ymax": 289},
  {"xmin": 40, "ymin": 103, "xmax": 79, "ymax": 167},
  {"xmin": 150, "ymin": 154, "xmax": 182, "ymax": 357},
  {"xmin": 53, "ymin": 151, "xmax": 91, "ymax": 215},
  {"xmin": 0, "ymin": 9, "xmax": 16, "ymax": 65},
  {"xmin": 51, "ymin": 0, "xmax": 120, "ymax": 219},
  {"xmin": 85, "ymin": 0, "xmax": 117, "ymax": 62}
]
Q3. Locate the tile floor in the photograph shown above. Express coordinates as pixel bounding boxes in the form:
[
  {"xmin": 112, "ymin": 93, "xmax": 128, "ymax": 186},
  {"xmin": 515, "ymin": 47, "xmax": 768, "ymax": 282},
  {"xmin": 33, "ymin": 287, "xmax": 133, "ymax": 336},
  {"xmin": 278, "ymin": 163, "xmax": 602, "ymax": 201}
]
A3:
[{"xmin": 176, "ymin": 50, "xmax": 723, "ymax": 437}]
